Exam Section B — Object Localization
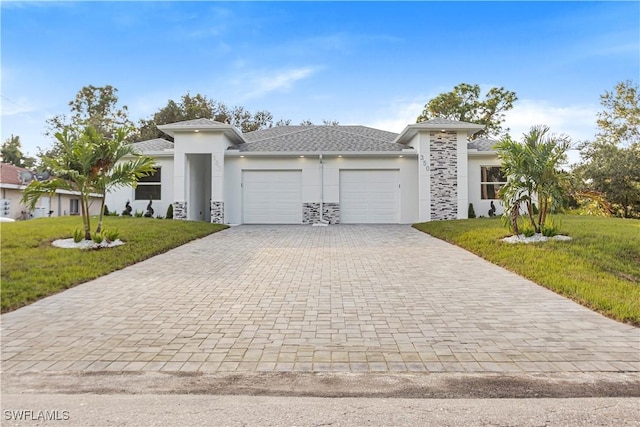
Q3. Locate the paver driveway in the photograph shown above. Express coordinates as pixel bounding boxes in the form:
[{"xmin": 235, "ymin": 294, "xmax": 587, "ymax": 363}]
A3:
[{"xmin": 2, "ymin": 225, "xmax": 638, "ymax": 374}]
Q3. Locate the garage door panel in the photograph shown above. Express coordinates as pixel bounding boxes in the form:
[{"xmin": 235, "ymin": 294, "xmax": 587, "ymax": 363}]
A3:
[
  {"xmin": 243, "ymin": 171, "xmax": 302, "ymax": 224},
  {"xmin": 340, "ymin": 170, "xmax": 399, "ymax": 223}
]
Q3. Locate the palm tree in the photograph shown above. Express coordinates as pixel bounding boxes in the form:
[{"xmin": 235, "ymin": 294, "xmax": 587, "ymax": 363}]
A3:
[
  {"xmin": 22, "ymin": 125, "xmax": 155, "ymax": 240},
  {"xmin": 496, "ymin": 125, "xmax": 570, "ymax": 234},
  {"xmin": 89, "ymin": 127, "xmax": 156, "ymax": 233}
]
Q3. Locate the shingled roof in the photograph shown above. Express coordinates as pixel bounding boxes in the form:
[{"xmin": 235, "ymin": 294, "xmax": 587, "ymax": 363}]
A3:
[
  {"xmin": 0, "ymin": 163, "xmax": 30, "ymax": 186},
  {"xmin": 237, "ymin": 125, "xmax": 405, "ymax": 152},
  {"xmin": 130, "ymin": 139, "xmax": 174, "ymax": 154},
  {"xmin": 467, "ymin": 137, "xmax": 498, "ymax": 151}
]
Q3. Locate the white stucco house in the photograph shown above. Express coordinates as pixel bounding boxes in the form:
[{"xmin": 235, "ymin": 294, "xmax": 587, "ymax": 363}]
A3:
[{"xmin": 106, "ymin": 118, "xmax": 505, "ymax": 224}]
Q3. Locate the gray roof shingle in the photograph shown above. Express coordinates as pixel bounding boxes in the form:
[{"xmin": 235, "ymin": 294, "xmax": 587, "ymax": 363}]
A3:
[
  {"xmin": 161, "ymin": 118, "xmax": 227, "ymax": 127},
  {"xmin": 419, "ymin": 118, "xmax": 485, "ymax": 129},
  {"xmin": 130, "ymin": 139, "xmax": 174, "ymax": 154},
  {"xmin": 238, "ymin": 125, "xmax": 404, "ymax": 152},
  {"xmin": 467, "ymin": 138, "xmax": 498, "ymax": 151}
]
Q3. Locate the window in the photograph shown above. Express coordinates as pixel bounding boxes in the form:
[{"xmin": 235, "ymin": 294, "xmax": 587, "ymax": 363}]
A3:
[
  {"xmin": 70, "ymin": 199, "xmax": 79, "ymax": 215},
  {"xmin": 480, "ymin": 166, "xmax": 506, "ymax": 199},
  {"xmin": 135, "ymin": 168, "xmax": 161, "ymax": 200}
]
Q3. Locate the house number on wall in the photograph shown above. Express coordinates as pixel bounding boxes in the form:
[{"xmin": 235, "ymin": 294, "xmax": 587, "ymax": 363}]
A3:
[
  {"xmin": 419, "ymin": 155, "xmax": 430, "ymax": 172},
  {"xmin": 212, "ymin": 155, "xmax": 222, "ymax": 171}
]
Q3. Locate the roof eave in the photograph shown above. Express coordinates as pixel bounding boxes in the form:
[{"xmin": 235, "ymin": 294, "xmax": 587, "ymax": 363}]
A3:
[
  {"xmin": 394, "ymin": 123, "xmax": 485, "ymax": 145},
  {"xmin": 226, "ymin": 149, "xmax": 417, "ymax": 157},
  {"xmin": 157, "ymin": 123, "xmax": 245, "ymax": 144}
]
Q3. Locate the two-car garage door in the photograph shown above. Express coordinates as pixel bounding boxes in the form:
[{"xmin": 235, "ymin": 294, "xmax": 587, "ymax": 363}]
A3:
[{"xmin": 242, "ymin": 169, "xmax": 400, "ymax": 224}]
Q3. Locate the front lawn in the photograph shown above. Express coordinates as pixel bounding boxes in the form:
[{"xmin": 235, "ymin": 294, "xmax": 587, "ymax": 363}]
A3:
[
  {"xmin": 413, "ymin": 215, "xmax": 640, "ymax": 326},
  {"xmin": 1, "ymin": 216, "xmax": 227, "ymax": 312}
]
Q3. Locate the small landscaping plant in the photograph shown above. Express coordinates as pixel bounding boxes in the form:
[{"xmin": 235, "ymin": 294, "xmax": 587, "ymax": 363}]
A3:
[
  {"xmin": 91, "ymin": 232, "xmax": 104, "ymax": 244},
  {"xmin": 541, "ymin": 217, "xmax": 561, "ymax": 237},
  {"xmin": 73, "ymin": 228, "xmax": 83, "ymax": 243},
  {"xmin": 468, "ymin": 203, "xmax": 476, "ymax": 218},
  {"xmin": 102, "ymin": 228, "xmax": 120, "ymax": 243},
  {"xmin": 166, "ymin": 204, "xmax": 173, "ymax": 219}
]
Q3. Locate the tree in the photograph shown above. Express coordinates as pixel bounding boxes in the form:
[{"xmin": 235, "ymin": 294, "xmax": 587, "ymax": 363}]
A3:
[
  {"xmin": 46, "ymin": 85, "xmax": 133, "ymax": 138},
  {"xmin": 596, "ymin": 80, "xmax": 640, "ymax": 146},
  {"xmin": 22, "ymin": 125, "xmax": 155, "ymax": 240},
  {"xmin": 496, "ymin": 125, "xmax": 571, "ymax": 234},
  {"xmin": 576, "ymin": 81, "xmax": 640, "ymax": 218},
  {"xmin": 135, "ymin": 93, "xmax": 277, "ymax": 141},
  {"xmin": 417, "ymin": 83, "xmax": 517, "ymax": 139},
  {"xmin": 1, "ymin": 135, "xmax": 35, "ymax": 168}
]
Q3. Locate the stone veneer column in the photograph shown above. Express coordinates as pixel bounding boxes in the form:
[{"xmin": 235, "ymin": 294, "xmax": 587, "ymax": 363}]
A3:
[
  {"xmin": 322, "ymin": 203, "xmax": 340, "ymax": 224},
  {"xmin": 430, "ymin": 131, "xmax": 458, "ymax": 220},
  {"xmin": 210, "ymin": 201, "xmax": 224, "ymax": 224},
  {"xmin": 173, "ymin": 201, "xmax": 187, "ymax": 220},
  {"xmin": 303, "ymin": 202, "xmax": 341, "ymax": 224}
]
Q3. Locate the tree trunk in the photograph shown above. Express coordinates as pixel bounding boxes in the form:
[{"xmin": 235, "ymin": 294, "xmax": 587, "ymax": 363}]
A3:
[
  {"xmin": 526, "ymin": 200, "xmax": 537, "ymax": 233},
  {"xmin": 511, "ymin": 206, "xmax": 520, "ymax": 236},
  {"xmin": 95, "ymin": 191, "xmax": 106, "ymax": 234},
  {"xmin": 537, "ymin": 196, "xmax": 546, "ymax": 233},
  {"xmin": 81, "ymin": 196, "xmax": 91, "ymax": 240}
]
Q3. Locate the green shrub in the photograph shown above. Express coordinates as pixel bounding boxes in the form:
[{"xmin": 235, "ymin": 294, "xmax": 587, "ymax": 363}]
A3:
[
  {"xmin": 103, "ymin": 205, "xmax": 110, "ymax": 216},
  {"xmin": 468, "ymin": 203, "xmax": 476, "ymax": 219},
  {"xmin": 102, "ymin": 228, "xmax": 120, "ymax": 243},
  {"xmin": 91, "ymin": 232, "xmax": 104, "ymax": 244},
  {"xmin": 73, "ymin": 228, "xmax": 83, "ymax": 243},
  {"xmin": 166, "ymin": 204, "xmax": 174, "ymax": 219},
  {"xmin": 520, "ymin": 222, "xmax": 536, "ymax": 237},
  {"xmin": 134, "ymin": 211, "xmax": 143, "ymax": 218},
  {"xmin": 541, "ymin": 217, "xmax": 561, "ymax": 237}
]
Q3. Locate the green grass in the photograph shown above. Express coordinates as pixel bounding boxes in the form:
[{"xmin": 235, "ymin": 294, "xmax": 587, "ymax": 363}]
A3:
[
  {"xmin": 1, "ymin": 216, "xmax": 227, "ymax": 312},
  {"xmin": 413, "ymin": 215, "xmax": 640, "ymax": 326}
]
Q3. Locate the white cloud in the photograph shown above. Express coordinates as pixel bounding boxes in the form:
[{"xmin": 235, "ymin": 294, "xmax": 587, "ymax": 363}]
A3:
[
  {"xmin": 237, "ymin": 67, "xmax": 317, "ymax": 99},
  {"xmin": 363, "ymin": 98, "xmax": 426, "ymax": 133},
  {"xmin": 503, "ymin": 99, "xmax": 598, "ymax": 143}
]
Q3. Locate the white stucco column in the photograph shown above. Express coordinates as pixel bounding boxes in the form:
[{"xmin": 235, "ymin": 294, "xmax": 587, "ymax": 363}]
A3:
[
  {"xmin": 417, "ymin": 132, "xmax": 431, "ymax": 222},
  {"xmin": 456, "ymin": 131, "xmax": 469, "ymax": 219}
]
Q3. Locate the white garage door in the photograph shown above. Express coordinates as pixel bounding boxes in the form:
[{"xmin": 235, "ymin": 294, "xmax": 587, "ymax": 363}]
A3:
[
  {"xmin": 340, "ymin": 170, "xmax": 400, "ymax": 223},
  {"xmin": 243, "ymin": 170, "xmax": 302, "ymax": 224}
]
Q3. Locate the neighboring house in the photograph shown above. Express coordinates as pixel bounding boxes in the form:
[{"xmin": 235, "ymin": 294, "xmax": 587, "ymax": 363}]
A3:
[
  {"xmin": 0, "ymin": 163, "xmax": 102, "ymax": 220},
  {"xmin": 106, "ymin": 118, "xmax": 505, "ymax": 224}
]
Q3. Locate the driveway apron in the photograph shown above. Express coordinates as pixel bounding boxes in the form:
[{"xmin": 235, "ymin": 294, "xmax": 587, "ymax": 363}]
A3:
[{"xmin": 2, "ymin": 225, "xmax": 638, "ymax": 374}]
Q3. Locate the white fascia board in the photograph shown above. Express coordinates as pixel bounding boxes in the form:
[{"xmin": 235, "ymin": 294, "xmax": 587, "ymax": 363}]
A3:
[
  {"xmin": 225, "ymin": 150, "xmax": 417, "ymax": 157},
  {"xmin": 158, "ymin": 124, "xmax": 245, "ymax": 144},
  {"xmin": 394, "ymin": 123, "xmax": 485, "ymax": 145},
  {"xmin": 468, "ymin": 150, "xmax": 498, "ymax": 157},
  {"xmin": 0, "ymin": 183, "xmax": 101, "ymax": 198},
  {"xmin": 0, "ymin": 183, "xmax": 25, "ymax": 190}
]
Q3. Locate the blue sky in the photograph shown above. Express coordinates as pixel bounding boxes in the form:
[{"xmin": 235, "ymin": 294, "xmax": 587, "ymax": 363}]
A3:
[{"xmin": 1, "ymin": 1, "xmax": 638, "ymax": 161}]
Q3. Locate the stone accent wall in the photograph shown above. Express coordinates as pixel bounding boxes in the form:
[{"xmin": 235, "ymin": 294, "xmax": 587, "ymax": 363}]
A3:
[
  {"xmin": 322, "ymin": 203, "xmax": 340, "ymax": 224},
  {"xmin": 210, "ymin": 201, "xmax": 224, "ymax": 224},
  {"xmin": 173, "ymin": 201, "xmax": 187, "ymax": 220},
  {"xmin": 430, "ymin": 131, "xmax": 458, "ymax": 220},
  {"xmin": 303, "ymin": 202, "xmax": 341, "ymax": 224},
  {"xmin": 303, "ymin": 203, "xmax": 320, "ymax": 224}
]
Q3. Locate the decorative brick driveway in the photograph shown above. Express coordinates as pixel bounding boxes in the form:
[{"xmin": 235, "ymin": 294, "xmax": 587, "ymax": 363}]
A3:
[{"xmin": 2, "ymin": 225, "xmax": 638, "ymax": 374}]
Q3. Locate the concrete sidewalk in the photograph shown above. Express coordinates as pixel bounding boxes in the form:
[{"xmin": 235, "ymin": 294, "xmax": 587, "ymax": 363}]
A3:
[{"xmin": 2, "ymin": 225, "xmax": 638, "ymax": 375}]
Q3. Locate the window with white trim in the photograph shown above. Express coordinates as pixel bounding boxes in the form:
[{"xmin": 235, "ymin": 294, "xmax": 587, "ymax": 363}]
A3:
[
  {"xmin": 135, "ymin": 168, "xmax": 161, "ymax": 200},
  {"xmin": 480, "ymin": 166, "xmax": 506, "ymax": 200}
]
